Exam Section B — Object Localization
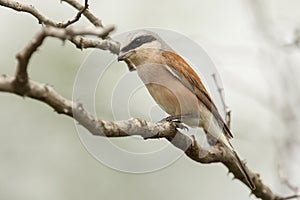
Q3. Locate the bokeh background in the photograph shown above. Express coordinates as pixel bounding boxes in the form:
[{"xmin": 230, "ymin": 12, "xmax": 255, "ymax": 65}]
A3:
[{"xmin": 1, "ymin": 0, "xmax": 300, "ymax": 199}]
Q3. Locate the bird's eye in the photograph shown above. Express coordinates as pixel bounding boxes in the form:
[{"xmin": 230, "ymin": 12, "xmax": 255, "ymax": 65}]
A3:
[{"xmin": 134, "ymin": 38, "xmax": 141, "ymax": 44}]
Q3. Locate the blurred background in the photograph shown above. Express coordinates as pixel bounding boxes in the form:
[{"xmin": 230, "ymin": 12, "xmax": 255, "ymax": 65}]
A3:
[{"xmin": 1, "ymin": 0, "xmax": 300, "ymax": 199}]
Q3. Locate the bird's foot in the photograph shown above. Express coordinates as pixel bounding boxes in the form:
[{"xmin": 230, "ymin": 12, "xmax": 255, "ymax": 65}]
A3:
[
  {"xmin": 160, "ymin": 115, "xmax": 182, "ymax": 122},
  {"xmin": 159, "ymin": 115, "xmax": 189, "ymax": 131}
]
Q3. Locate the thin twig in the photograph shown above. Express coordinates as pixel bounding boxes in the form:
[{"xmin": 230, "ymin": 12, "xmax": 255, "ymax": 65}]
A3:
[
  {"xmin": 282, "ymin": 194, "xmax": 300, "ymax": 200},
  {"xmin": 248, "ymin": 2, "xmax": 300, "ymax": 198},
  {"xmin": 13, "ymin": 30, "xmax": 46, "ymax": 94},
  {"xmin": 212, "ymin": 73, "xmax": 231, "ymax": 128},
  {"xmin": 62, "ymin": 0, "xmax": 103, "ymax": 27},
  {"xmin": 0, "ymin": 0, "xmax": 57, "ymax": 25},
  {"xmin": 0, "ymin": 0, "xmax": 97, "ymax": 28},
  {"xmin": 58, "ymin": 0, "xmax": 89, "ymax": 28},
  {"xmin": 278, "ymin": 164, "xmax": 299, "ymax": 195},
  {"xmin": 12, "ymin": 25, "xmax": 116, "ymax": 94}
]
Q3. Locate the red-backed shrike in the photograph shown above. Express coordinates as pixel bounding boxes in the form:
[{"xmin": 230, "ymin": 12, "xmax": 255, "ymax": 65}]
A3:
[{"xmin": 118, "ymin": 30, "xmax": 255, "ymax": 190}]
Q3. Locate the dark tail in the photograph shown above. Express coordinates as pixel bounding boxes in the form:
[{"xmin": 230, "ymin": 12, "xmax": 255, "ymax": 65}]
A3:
[{"xmin": 232, "ymin": 150, "xmax": 256, "ymax": 190}]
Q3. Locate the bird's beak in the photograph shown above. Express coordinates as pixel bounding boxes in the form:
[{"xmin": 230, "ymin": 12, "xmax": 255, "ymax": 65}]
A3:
[
  {"xmin": 117, "ymin": 50, "xmax": 137, "ymax": 71},
  {"xmin": 118, "ymin": 50, "xmax": 135, "ymax": 61}
]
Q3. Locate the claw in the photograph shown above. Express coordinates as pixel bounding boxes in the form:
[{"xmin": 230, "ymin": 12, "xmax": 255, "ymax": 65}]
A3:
[
  {"xmin": 173, "ymin": 121, "xmax": 189, "ymax": 130},
  {"xmin": 159, "ymin": 115, "xmax": 188, "ymax": 131}
]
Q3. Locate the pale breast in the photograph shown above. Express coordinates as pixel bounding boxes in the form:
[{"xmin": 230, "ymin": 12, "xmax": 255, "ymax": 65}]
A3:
[{"xmin": 136, "ymin": 62, "xmax": 203, "ymax": 126}]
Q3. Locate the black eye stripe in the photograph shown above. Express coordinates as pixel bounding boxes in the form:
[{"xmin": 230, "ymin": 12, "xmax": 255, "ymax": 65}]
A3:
[{"xmin": 121, "ymin": 35, "xmax": 156, "ymax": 52}]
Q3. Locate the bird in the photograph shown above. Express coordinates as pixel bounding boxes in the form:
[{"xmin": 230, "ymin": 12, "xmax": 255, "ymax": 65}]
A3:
[{"xmin": 117, "ymin": 30, "xmax": 255, "ymax": 190}]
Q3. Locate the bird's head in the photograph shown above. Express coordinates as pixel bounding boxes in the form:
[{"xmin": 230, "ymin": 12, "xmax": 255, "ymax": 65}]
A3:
[{"xmin": 118, "ymin": 30, "xmax": 172, "ymax": 70}]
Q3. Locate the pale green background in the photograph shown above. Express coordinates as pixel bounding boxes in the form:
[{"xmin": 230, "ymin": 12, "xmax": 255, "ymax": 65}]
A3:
[{"xmin": 1, "ymin": 0, "xmax": 300, "ymax": 200}]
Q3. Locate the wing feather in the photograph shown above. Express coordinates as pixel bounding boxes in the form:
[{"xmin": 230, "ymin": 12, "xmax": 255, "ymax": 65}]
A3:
[{"xmin": 162, "ymin": 51, "xmax": 233, "ymax": 139}]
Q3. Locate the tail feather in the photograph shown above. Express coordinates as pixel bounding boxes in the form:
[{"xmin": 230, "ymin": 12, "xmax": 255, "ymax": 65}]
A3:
[
  {"xmin": 232, "ymin": 150, "xmax": 256, "ymax": 190},
  {"xmin": 204, "ymin": 130, "xmax": 255, "ymax": 190}
]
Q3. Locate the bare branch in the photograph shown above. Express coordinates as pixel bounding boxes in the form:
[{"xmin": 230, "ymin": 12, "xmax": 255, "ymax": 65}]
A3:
[
  {"xmin": 58, "ymin": 0, "xmax": 89, "ymax": 28},
  {"xmin": 12, "ymin": 25, "xmax": 117, "ymax": 94},
  {"xmin": 0, "ymin": 0, "xmax": 57, "ymax": 26},
  {"xmin": 65, "ymin": 25, "xmax": 115, "ymax": 37},
  {"xmin": 70, "ymin": 37, "xmax": 120, "ymax": 54},
  {"xmin": 0, "ymin": 74, "xmax": 293, "ymax": 200},
  {"xmin": 0, "ymin": 0, "xmax": 100, "ymax": 28},
  {"xmin": 283, "ymin": 195, "xmax": 300, "ymax": 200},
  {"xmin": 278, "ymin": 164, "xmax": 299, "ymax": 195},
  {"xmin": 62, "ymin": 0, "xmax": 103, "ymax": 27},
  {"xmin": 13, "ymin": 29, "xmax": 46, "ymax": 94},
  {"xmin": 292, "ymin": 27, "xmax": 300, "ymax": 48},
  {"xmin": 248, "ymin": 0, "xmax": 300, "ymax": 196},
  {"xmin": 282, "ymin": 195, "xmax": 300, "ymax": 200},
  {"xmin": 0, "ymin": 75, "xmax": 211, "ymax": 159}
]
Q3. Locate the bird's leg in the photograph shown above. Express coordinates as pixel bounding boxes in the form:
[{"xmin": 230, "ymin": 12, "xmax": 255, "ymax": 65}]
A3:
[
  {"xmin": 164, "ymin": 115, "xmax": 182, "ymax": 122},
  {"xmin": 161, "ymin": 114, "xmax": 196, "ymax": 122},
  {"xmin": 159, "ymin": 114, "xmax": 190, "ymax": 130}
]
